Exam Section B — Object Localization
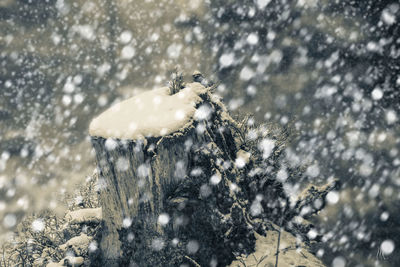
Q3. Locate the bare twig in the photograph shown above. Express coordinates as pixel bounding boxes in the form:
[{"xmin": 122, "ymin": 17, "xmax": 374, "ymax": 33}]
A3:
[
  {"xmin": 184, "ymin": 255, "xmax": 201, "ymax": 267},
  {"xmin": 274, "ymin": 224, "xmax": 282, "ymax": 267},
  {"xmin": 274, "ymin": 245, "xmax": 302, "ymax": 255},
  {"xmin": 257, "ymin": 252, "xmax": 269, "ymax": 266}
]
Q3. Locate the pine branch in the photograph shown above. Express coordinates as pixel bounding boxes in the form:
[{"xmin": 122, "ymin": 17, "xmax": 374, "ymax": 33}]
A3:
[{"xmin": 169, "ymin": 68, "xmax": 185, "ymax": 95}]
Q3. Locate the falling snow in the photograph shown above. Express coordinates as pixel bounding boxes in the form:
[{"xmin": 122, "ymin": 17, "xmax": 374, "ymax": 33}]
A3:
[{"xmin": 0, "ymin": 0, "xmax": 399, "ymax": 266}]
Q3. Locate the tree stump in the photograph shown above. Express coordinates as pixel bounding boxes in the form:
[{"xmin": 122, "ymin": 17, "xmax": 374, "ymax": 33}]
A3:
[
  {"xmin": 89, "ymin": 78, "xmax": 331, "ymax": 266},
  {"xmin": 89, "ymin": 82, "xmax": 230, "ymax": 265}
]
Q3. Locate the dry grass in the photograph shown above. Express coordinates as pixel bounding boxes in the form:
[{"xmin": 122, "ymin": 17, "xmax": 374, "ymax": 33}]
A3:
[{"xmin": 0, "ymin": 173, "xmax": 100, "ymax": 267}]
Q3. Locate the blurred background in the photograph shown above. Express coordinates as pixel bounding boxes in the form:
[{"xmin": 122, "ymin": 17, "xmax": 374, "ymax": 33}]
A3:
[{"xmin": 0, "ymin": 0, "xmax": 399, "ymax": 266}]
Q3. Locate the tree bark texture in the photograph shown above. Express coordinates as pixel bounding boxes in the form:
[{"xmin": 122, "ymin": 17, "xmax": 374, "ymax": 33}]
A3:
[{"xmin": 91, "ymin": 125, "xmax": 208, "ymax": 264}]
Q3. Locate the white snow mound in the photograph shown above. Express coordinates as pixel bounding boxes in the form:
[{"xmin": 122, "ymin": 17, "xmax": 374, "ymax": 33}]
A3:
[
  {"xmin": 46, "ymin": 256, "xmax": 84, "ymax": 267},
  {"xmin": 59, "ymin": 233, "xmax": 92, "ymax": 251},
  {"xmin": 89, "ymin": 82, "xmax": 208, "ymax": 140},
  {"xmin": 65, "ymin": 207, "xmax": 102, "ymax": 224}
]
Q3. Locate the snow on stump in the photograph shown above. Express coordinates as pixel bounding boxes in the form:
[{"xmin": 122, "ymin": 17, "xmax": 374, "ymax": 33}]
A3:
[{"xmin": 89, "ymin": 82, "xmax": 229, "ymax": 264}]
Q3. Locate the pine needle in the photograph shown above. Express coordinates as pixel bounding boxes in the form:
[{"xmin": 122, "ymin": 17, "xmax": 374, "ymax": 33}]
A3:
[{"xmin": 169, "ymin": 68, "xmax": 185, "ymax": 95}]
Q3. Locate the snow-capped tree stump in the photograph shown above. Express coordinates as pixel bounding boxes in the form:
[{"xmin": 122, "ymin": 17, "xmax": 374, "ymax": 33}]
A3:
[
  {"xmin": 88, "ymin": 75, "xmax": 332, "ymax": 266},
  {"xmin": 89, "ymin": 82, "xmax": 228, "ymax": 265}
]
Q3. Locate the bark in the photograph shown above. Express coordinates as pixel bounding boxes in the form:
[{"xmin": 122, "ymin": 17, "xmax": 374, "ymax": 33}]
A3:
[{"xmin": 91, "ymin": 122, "xmax": 210, "ymax": 264}]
